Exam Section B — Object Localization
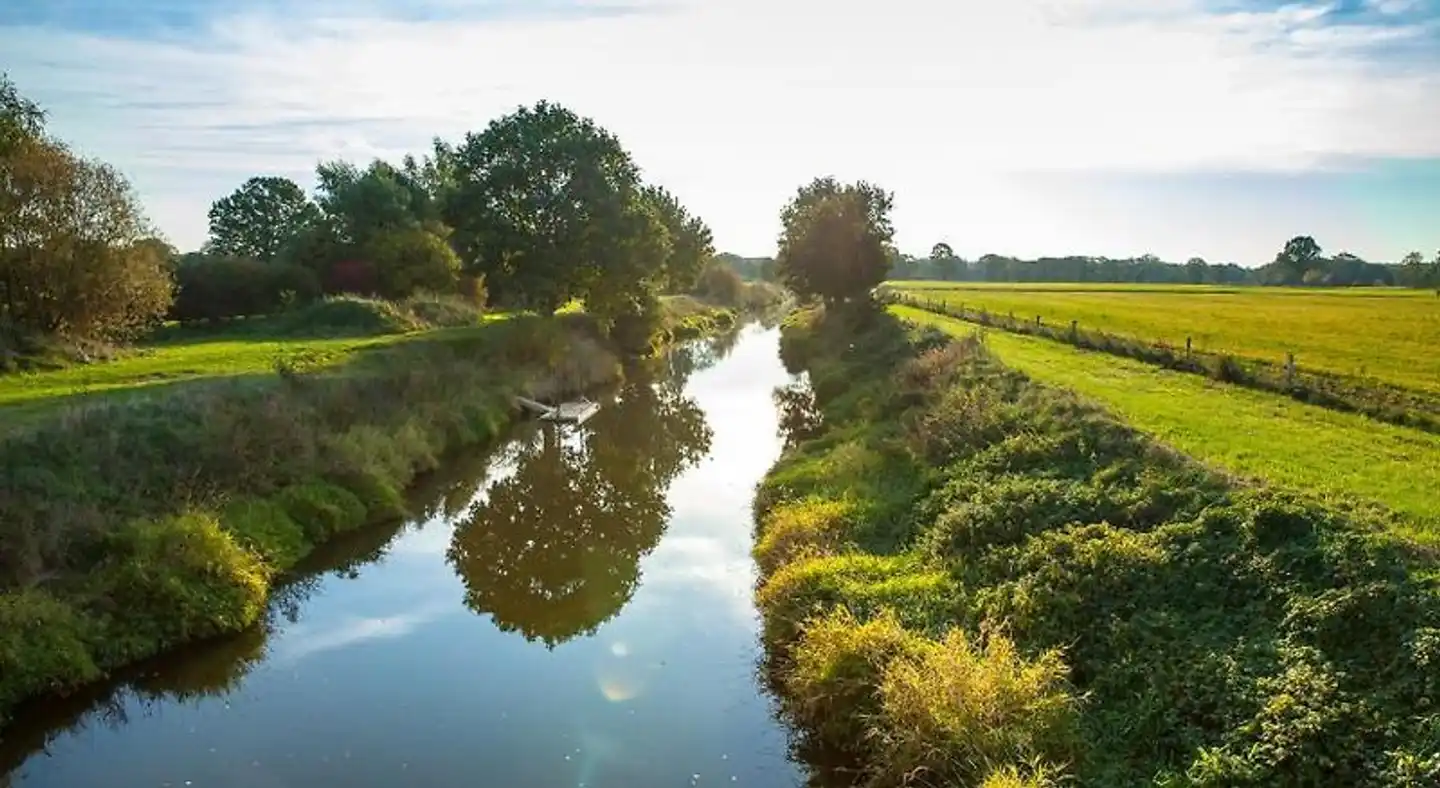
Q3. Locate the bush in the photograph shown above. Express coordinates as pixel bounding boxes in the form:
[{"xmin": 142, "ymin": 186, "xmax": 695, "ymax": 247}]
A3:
[
  {"xmin": 693, "ymin": 260, "xmax": 745, "ymax": 305},
  {"xmin": 171, "ymin": 255, "xmax": 321, "ymax": 323},
  {"xmin": 785, "ymin": 608, "xmax": 930, "ymax": 746},
  {"xmin": 754, "ymin": 497, "xmax": 857, "ymax": 576},
  {"xmin": 365, "ymin": 228, "xmax": 461, "ymax": 300},
  {"xmin": 0, "ymin": 590, "xmax": 102, "ymax": 720},
  {"xmin": 85, "ymin": 514, "xmax": 268, "ymax": 658},
  {"xmin": 875, "ymin": 628, "xmax": 1079, "ymax": 786},
  {"xmin": 275, "ymin": 481, "xmax": 368, "ymax": 541}
]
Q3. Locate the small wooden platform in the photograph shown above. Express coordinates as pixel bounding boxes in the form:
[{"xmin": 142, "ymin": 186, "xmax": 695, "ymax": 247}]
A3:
[
  {"xmin": 514, "ymin": 395, "xmax": 601, "ymax": 425},
  {"xmin": 541, "ymin": 400, "xmax": 600, "ymax": 425}
]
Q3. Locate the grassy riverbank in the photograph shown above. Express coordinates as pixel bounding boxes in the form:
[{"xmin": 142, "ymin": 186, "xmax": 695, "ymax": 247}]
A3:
[
  {"xmin": 893, "ymin": 306, "xmax": 1440, "ymax": 543},
  {"xmin": 0, "ymin": 297, "xmax": 738, "ymax": 726},
  {"xmin": 755, "ymin": 305, "xmax": 1440, "ymax": 786}
]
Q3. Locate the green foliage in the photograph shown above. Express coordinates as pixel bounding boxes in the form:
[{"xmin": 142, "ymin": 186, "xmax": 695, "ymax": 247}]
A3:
[
  {"xmin": 875, "ymin": 627, "xmax": 1079, "ymax": 786},
  {"xmin": 0, "ymin": 590, "xmax": 101, "ymax": 723},
  {"xmin": 757, "ymin": 305, "xmax": 1440, "ymax": 786},
  {"xmin": 777, "ymin": 177, "xmax": 895, "ymax": 305},
  {"xmin": 449, "ymin": 101, "xmax": 642, "ymax": 313},
  {"xmin": 219, "ymin": 496, "xmax": 308, "ymax": 567},
  {"xmin": 206, "ymin": 176, "xmax": 320, "ymax": 262},
  {"xmin": 365, "ymin": 227, "xmax": 461, "ymax": 299},
  {"xmin": 643, "ymin": 184, "xmax": 715, "ymax": 292},
  {"xmin": 1, "ymin": 123, "xmax": 174, "ymax": 342},
  {"xmin": 85, "ymin": 513, "xmax": 269, "ymax": 654},
  {"xmin": 171, "ymin": 255, "xmax": 321, "ymax": 323},
  {"xmin": 275, "ymin": 481, "xmax": 367, "ymax": 541}
]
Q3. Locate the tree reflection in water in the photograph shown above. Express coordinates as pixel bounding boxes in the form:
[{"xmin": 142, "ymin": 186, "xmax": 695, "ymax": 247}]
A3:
[{"xmin": 446, "ymin": 336, "xmax": 727, "ymax": 648}]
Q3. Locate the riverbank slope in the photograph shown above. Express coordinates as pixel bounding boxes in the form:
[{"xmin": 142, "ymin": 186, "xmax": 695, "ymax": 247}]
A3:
[{"xmin": 754, "ymin": 305, "xmax": 1440, "ymax": 786}]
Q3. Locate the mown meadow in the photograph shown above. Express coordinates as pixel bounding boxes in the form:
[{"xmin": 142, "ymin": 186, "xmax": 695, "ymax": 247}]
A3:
[{"xmin": 753, "ymin": 304, "xmax": 1440, "ymax": 786}]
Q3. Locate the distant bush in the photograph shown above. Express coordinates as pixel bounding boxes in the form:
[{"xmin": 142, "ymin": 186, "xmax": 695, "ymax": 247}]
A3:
[
  {"xmin": 693, "ymin": 260, "xmax": 745, "ymax": 304},
  {"xmin": 366, "ymin": 229, "xmax": 461, "ymax": 299},
  {"xmin": 170, "ymin": 255, "xmax": 321, "ymax": 323}
]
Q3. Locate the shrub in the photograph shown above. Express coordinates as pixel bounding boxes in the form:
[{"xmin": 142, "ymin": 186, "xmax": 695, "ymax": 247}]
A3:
[
  {"xmin": 366, "ymin": 228, "xmax": 461, "ymax": 299},
  {"xmin": 693, "ymin": 260, "xmax": 745, "ymax": 305},
  {"xmin": 84, "ymin": 513, "xmax": 268, "ymax": 659},
  {"xmin": 0, "ymin": 590, "xmax": 102, "ymax": 719},
  {"xmin": 219, "ymin": 496, "xmax": 308, "ymax": 569},
  {"xmin": 874, "ymin": 628, "xmax": 1079, "ymax": 787},
  {"xmin": 755, "ymin": 498, "xmax": 858, "ymax": 576},
  {"xmin": 171, "ymin": 255, "xmax": 321, "ymax": 323},
  {"xmin": 275, "ymin": 481, "xmax": 368, "ymax": 541},
  {"xmin": 785, "ymin": 608, "xmax": 930, "ymax": 746}
]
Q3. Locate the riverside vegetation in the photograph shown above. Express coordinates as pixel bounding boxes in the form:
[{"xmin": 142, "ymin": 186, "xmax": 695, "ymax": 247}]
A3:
[
  {"xmin": 0, "ymin": 297, "xmax": 748, "ymax": 726},
  {"xmin": 754, "ymin": 305, "xmax": 1440, "ymax": 786},
  {"xmin": 0, "ymin": 73, "xmax": 783, "ymax": 726},
  {"xmin": 753, "ymin": 177, "xmax": 1439, "ymax": 786}
]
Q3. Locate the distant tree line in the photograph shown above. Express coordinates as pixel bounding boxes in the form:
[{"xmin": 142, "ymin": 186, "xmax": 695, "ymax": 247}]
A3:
[
  {"xmin": 2, "ymin": 75, "xmax": 722, "ymax": 354},
  {"xmin": 889, "ymin": 237, "xmax": 1439, "ymax": 288}
]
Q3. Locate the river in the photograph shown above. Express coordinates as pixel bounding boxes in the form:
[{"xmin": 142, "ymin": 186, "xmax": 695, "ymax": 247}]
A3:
[{"xmin": 0, "ymin": 323, "xmax": 806, "ymax": 788}]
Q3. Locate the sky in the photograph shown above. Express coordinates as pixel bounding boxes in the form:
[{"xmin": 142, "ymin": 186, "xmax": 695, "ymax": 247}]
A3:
[{"xmin": 2, "ymin": 0, "xmax": 1438, "ymax": 265}]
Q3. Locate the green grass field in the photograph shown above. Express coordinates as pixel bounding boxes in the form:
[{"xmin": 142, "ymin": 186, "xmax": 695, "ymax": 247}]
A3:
[
  {"xmin": 889, "ymin": 282, "xmax": 1440, "ymax": 394},
  {"xmin": 893, "ymin": 305, "xmax": 1440, "ymax": 543}
]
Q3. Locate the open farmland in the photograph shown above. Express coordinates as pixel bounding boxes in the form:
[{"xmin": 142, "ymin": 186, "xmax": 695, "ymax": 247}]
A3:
[
  {"xmin": 893, "ymin": 305, "xmax": 1440, "ymax": 545},
  {"xmin": 889, "ymin": 282, "xmax": 1440, "ymax": 394}
]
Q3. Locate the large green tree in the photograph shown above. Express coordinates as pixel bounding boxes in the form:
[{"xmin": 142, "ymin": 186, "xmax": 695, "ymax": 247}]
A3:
[
  {"xmin": 447, "ymin": 101, "xmax": 644, "ymax": 313},
  {"xmin": 776, "ymin": 177, "xmax": 895, "ymax": 305},
  {"xmin": 206, "ymin": 176, "xmax": 319, "ymax": 262},
  {"xmin": 642, "ymin": 185, "xmax": 714, "ymax": 293}
]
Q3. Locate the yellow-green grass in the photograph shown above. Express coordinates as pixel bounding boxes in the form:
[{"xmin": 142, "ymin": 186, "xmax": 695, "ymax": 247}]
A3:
[
  {"xmin": 893, "ymin": 305, "xmax": 1440, "ymax": 543},
  {"xmin": 0, "ymin": 325, "xmax": 510, "ymax": 425},
  {"xmin": 888, "ymin": 282, "xmax": 1440, "ymax": 394}
]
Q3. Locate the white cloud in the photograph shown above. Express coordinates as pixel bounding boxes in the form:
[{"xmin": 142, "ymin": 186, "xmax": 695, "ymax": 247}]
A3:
[{"xmin": 1, "ymin": 0, "xmax": 1436, "ymax": 258}]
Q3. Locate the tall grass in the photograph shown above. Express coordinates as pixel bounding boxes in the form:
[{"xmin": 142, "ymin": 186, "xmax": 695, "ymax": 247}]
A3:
[{"xmin": 755, "ymin": 304, "xmax": 1440, "ymax": 786}]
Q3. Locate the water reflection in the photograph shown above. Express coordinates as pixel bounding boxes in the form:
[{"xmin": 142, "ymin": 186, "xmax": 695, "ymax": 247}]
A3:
[
  {"xmin": 0, "ymin": 325, "xmax": 805, "ymax": 788},
  {"xmin": 447, "ymin": 347, "xmax": 718, "ymax": 647}
]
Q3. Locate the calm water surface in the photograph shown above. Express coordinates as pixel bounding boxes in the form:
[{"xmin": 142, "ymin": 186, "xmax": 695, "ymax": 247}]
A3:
[{"xmin": 1, "ymin": 324, "xmax": 804, "ymax": 788}]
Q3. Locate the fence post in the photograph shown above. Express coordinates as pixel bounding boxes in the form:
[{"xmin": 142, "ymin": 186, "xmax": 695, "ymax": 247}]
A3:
[
  {"xmin": 1036, "ymin": 315, "xmax": 1043, "ymax": 327},
  {"xmin": 1185, "ymin": 336, "xmax": 1192, "ymax": 359},
  {"xmin": 1069, "ymin": 320, "xmax": 1078, "ymax": 341},
  {"xmin": 1285, "ymin": 353, "xmax": 1296, "ymax": 387}
]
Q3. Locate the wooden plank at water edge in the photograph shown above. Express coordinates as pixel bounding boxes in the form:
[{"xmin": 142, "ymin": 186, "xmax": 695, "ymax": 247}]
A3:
[{"xmin": 541, "ymin": 399, "xmax": 601, "ymax": 425}]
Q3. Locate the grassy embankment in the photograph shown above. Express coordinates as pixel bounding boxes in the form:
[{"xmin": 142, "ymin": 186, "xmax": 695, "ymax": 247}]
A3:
[
  {"xmin": 884, "ymin": 283, "xmax": 1440, "ymax": 432},
  {"xmin": 0, "ymin": 292, "xmax": 740, "ymax": 726},
  {"xmin": 754, "ymin": 305, "xmax": 1439, "ymax": 786},
  {"xmin": 893, "ymin": 305, "xmax": 1440, "ymax": 546}
]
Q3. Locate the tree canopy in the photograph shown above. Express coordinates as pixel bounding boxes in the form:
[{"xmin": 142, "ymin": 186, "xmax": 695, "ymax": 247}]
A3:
[
  {"xmin": 776, "ymin": 177, "xmax": 895, "ymax": 304},
  {"xmin": 2, "ymin": 77, "xmax": 173, "ymax": 343},
  {"xmin": 206, "ymin": 176, "xmax": 319, "ymax": 262},
  {"xmin": 448, "ymin": 101, "xmax": 644, "ymax": 313}
]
